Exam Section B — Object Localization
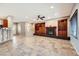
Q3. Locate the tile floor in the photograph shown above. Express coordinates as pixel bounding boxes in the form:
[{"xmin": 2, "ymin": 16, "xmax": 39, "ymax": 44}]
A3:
[{"xmin": 0, "ymin": 35, "xmax": 78, "ymax": 56}]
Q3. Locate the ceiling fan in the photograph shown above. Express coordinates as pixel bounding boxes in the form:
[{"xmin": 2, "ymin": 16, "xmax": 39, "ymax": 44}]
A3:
[{"xmin": 37, "ymin": 15, "xmax": 45, "ymax": 20}]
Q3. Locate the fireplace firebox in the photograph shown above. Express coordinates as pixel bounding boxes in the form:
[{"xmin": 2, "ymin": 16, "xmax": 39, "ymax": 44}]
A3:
[{"xmin": 46, "ymin": 27, "xmax": 56, "ymax": 37}]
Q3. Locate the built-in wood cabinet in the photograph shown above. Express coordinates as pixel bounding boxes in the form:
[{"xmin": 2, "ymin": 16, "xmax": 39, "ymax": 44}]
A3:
[
  {"xmin": 3, "ymin": 19, "xmax": 8, "ymax": 28},
  {"xmin": 35, "ymin": 23, "xmax": 45, "ymax": 35},
  {"xmin": 58, "ymin": 19, "xmax": 67, "ymax": 38}
]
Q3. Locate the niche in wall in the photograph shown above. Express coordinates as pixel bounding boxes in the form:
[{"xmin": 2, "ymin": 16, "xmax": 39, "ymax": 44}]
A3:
[{"xmin": 70, "ymin": 9, "xmax": 78, "ymax": 39}]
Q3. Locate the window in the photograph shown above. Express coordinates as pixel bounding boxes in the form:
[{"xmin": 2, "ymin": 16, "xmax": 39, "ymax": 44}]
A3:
[{"xmin": 70, "ymin": 9, "xmax": 78, "ymax": 38}]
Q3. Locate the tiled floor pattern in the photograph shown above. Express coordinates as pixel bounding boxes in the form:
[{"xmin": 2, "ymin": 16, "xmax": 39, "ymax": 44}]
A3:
[{"xmin": 0, "ymin": 35, "xmax": 78, "ymax": 56}]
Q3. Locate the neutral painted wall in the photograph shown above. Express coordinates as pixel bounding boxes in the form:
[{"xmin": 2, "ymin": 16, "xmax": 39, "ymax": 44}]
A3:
[{"xmin": 68, "ymin": 4, "xmax": 79, "ymax": 54}]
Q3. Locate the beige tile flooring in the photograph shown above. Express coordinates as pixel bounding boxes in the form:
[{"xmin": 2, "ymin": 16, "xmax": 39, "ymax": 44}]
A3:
[{"xmin": 0, "ymin": 35, "xmax": 78, "ymax": 56}]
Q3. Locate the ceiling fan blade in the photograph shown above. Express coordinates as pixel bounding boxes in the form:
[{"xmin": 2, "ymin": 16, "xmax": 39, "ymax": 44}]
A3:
[
  {"xmin": 40, "ymin": 18, "xmax": 43, "ymax": 20},
  {"xmin": 37, "ymin": 15, "xmax": 45, "ymax": 20},
  {"xmin": 38, "ymin": 15, "xmax": 40, "ymax": 18},
  {"xmin": 42, "ymin": 16, "xmax": 45, "ymax": 18}
]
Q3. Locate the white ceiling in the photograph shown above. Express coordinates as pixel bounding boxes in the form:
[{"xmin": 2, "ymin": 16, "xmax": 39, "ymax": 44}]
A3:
[{"xmin": 0, "ymin": 3, "xmax": 74, "ymax": 22}]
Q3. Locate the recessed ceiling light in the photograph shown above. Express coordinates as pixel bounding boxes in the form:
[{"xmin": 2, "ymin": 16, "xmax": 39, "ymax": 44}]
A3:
[{"xmin": 50, "ymin": 6, "xmax": 54, "ymax": 9}]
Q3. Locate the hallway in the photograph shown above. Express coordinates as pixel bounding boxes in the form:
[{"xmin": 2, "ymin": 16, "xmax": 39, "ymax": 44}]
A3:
[{"xmin": 0, "ymin": 35, "xmax": 77, "ymax": 56}]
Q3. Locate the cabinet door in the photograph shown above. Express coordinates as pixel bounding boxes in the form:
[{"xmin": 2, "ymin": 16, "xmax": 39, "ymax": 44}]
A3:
[
  {"xmin": 58, "ymin": 19, "xmax": 67, "ymax": 38},
  {"xmin": 3, "ymin": 19, "xmax": 8, "ymax": 28},
  {"xmin": 35, "ymin": 23, "xmax": 45, "ymax": 34}
]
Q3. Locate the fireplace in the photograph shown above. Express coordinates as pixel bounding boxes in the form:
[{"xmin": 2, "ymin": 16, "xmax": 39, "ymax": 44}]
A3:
[
  {"xmin": 34, "ymin": 22, "xmax": 69, "ymax": 40},
  {"xmin": 46, "ymin": 27, "xmax": 56, "ymax": 37}
]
